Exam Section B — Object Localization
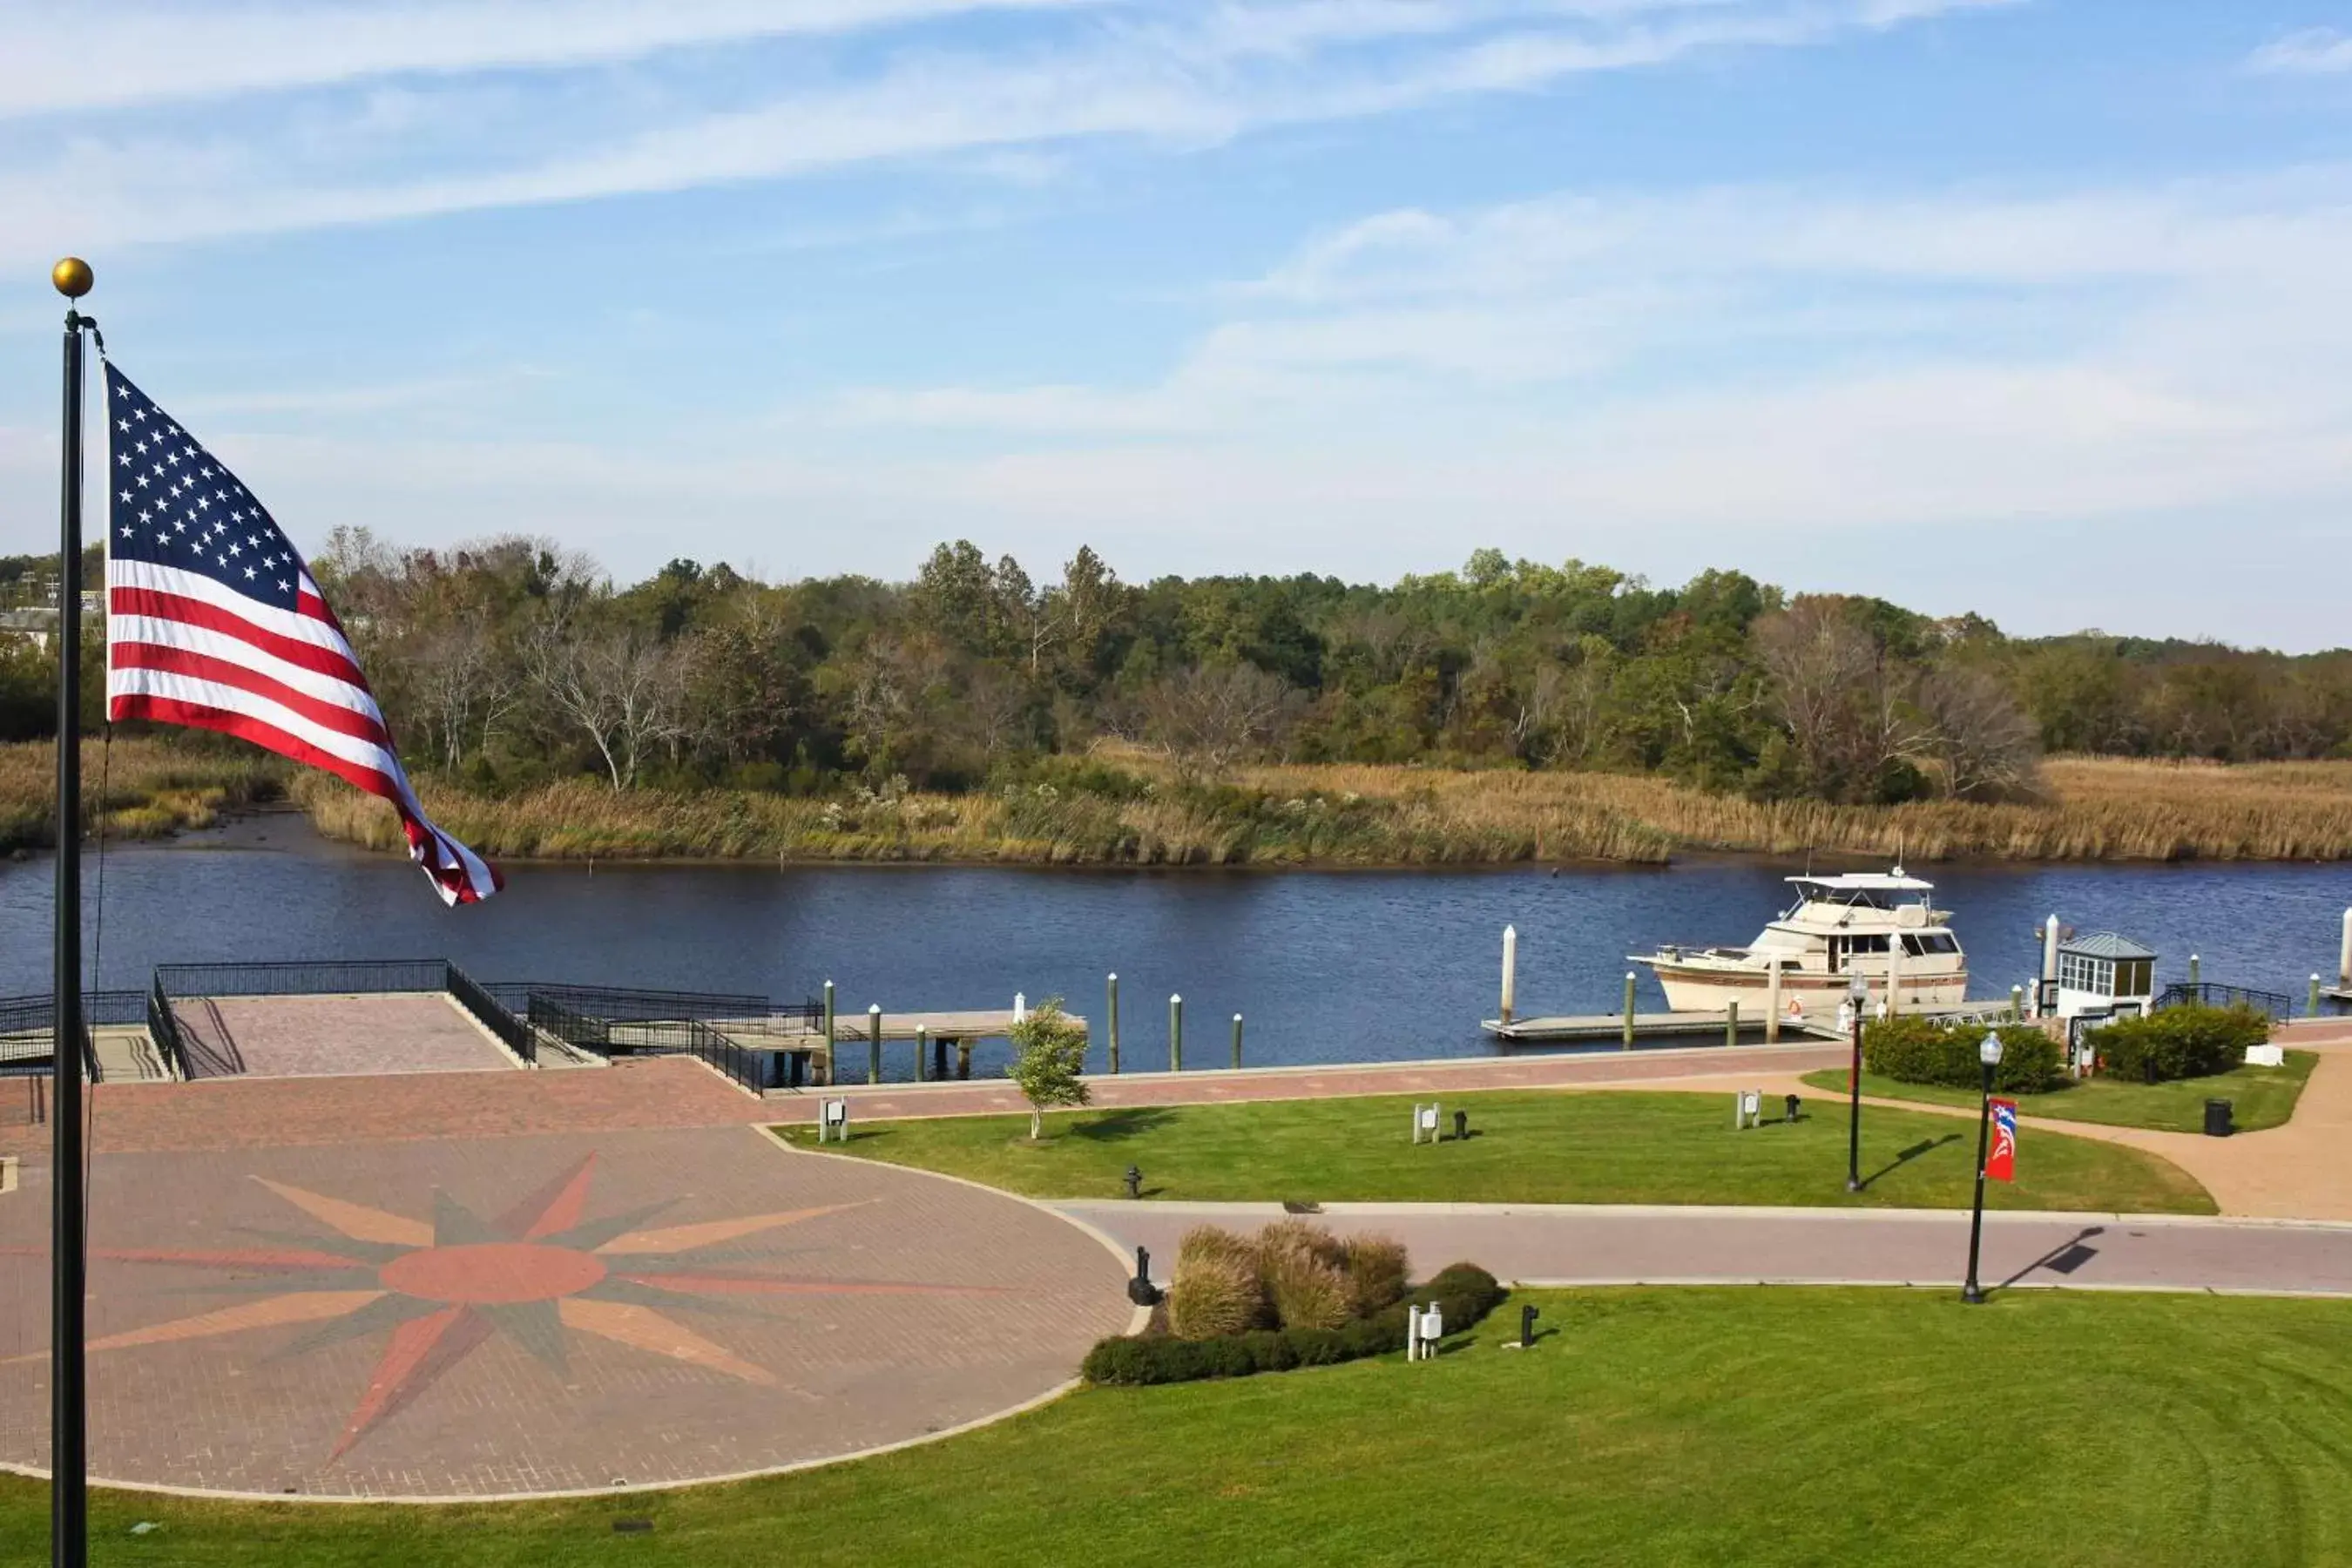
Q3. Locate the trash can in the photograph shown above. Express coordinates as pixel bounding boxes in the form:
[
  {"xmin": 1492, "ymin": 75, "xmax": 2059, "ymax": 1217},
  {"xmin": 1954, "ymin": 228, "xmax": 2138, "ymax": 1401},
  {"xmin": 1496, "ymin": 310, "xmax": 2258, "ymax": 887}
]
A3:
[{"xmin": 2203, "ymin": 1098, "xmax": 2234, "ymax": 1138}]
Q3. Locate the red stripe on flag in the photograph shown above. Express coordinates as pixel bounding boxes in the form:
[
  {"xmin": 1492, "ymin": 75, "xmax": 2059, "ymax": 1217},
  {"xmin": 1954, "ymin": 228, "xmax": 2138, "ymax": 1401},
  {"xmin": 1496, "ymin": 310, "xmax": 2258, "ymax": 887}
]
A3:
[
  {"xmin": 111, "ymin": 643, "xmax": 391, "ymax": 747},
  {"xmin": 110, "ymin": 694, "xmax": 406, "ymax": 806},
  {"xmin": 109, "ymin": 585, "xmax": 370, "ymax": 688}
]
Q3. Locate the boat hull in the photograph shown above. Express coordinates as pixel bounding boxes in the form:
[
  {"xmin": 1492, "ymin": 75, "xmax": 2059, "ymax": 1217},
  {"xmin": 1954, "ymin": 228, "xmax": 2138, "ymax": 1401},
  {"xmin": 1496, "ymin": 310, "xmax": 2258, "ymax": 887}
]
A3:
[{"xmin": 1646, "ymin": 963, "xmax": 1969, "ymax": 1017}]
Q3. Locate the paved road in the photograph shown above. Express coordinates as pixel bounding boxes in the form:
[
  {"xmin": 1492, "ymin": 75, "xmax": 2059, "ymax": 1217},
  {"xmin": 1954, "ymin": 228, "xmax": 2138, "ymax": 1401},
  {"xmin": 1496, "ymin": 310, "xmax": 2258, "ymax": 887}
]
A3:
[{"xmin": 1062, "ymin": 1200, "xmax": 2352, "ymax": 1298}]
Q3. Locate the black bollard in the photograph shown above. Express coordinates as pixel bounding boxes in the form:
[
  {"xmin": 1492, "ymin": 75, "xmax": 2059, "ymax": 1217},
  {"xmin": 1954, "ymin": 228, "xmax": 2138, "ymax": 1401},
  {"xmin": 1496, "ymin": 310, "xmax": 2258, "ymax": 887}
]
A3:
[
  {"xmin": 1519, "ymin": 1303, "xmax": 1539, "ymax": 1348},
  {"xmin": 1127, "ymin": 1245, "xmax": 1160, "ymax": 1306},
  {"xmin": 1453, "ymin": 1109, "xmax": 1469, "ymax": 1143},
  {"xmin": 1785, "ymin": 1092, "xmax": 1801, "ymax": 1124},
  {"xmin": 1124, "ymin": 1164, "xmax": 1143, "ymax": 1200}
]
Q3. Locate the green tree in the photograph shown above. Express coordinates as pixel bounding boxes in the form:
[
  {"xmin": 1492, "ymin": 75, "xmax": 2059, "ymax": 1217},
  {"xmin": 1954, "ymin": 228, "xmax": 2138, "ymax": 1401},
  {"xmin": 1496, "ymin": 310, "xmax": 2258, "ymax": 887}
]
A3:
[{"xmin": 1005, "ymin": 998, "xmax": 1092, "ymax": 1139}]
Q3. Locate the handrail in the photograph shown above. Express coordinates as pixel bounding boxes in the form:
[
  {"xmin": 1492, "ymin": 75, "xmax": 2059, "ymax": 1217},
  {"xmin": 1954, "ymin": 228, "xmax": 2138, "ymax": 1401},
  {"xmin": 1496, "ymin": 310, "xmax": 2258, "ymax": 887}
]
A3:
[
  {"xmin": 145, "ymin": 976, "xmax": 187, "ymax": 1081},
  {"xmin": 447, "ymin": 963, "xmax": 534, "ymax": 1065},
  {"xmin": 2153, "ymin": 981, "xmax": 2295, "ymax": 1019}
]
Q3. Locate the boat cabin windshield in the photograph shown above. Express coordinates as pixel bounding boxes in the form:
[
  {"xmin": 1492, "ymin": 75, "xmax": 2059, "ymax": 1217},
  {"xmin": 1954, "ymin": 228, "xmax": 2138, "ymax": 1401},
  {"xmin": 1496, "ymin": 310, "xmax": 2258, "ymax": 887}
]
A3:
[{"xmin": 1783, "ymin": 878, "xmax": 1929, "ymax": 916}]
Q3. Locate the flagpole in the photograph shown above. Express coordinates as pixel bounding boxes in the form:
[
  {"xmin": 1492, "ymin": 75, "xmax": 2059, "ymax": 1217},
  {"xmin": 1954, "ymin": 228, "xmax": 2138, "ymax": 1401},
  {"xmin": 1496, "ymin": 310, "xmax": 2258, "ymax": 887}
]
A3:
[{"xmin": 51, "ymin": 254, "xmax": 94, "ymax": 1568}]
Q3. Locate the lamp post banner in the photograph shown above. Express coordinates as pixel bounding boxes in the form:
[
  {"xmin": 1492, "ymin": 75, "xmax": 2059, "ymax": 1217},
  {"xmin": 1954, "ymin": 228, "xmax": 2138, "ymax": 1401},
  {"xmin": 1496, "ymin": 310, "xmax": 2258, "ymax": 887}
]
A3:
[{"xmin": 1986, "ymin": 1098, "xmax": 2018, "ymax": 1183}]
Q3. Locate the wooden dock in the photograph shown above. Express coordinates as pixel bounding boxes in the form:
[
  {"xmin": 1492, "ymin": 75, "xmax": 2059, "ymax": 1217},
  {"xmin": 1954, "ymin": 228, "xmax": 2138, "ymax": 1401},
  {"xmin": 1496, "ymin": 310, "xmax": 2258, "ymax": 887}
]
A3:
[
  {"xmin": 723, "ymin": 1009, "xmax": 1087, "ymax": 1045},
  {"xmin": 1483, "ymin": 1011, "xmax": 1842, "ymax": 1044}
]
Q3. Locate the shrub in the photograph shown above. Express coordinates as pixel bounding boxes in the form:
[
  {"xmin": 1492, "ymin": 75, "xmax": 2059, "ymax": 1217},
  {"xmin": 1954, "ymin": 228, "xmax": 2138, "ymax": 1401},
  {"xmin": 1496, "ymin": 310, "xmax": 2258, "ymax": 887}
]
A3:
[
  {"xmin": 1263, "ymin": 1244, "xmax": 1353, "ymax": 1331},
  {"xmin": 1863, "ymin": 1015, "xmax": 2066, "ymax": 1094},
  {"xmin": 1083, "ymin": 1262, "xmax": 1504, "ymax": 1386},
  {"xmin": 1167, "ymin": 1227, "xmax": 1270, "ymax": 1341},
  {"xmin": 2094, "ymin": 1004, "xmax": 2269, "ymax": 1084},
  {"xmin": 1342, "ymin": 1234, "xmax": 1410, "ymax": 1316}
]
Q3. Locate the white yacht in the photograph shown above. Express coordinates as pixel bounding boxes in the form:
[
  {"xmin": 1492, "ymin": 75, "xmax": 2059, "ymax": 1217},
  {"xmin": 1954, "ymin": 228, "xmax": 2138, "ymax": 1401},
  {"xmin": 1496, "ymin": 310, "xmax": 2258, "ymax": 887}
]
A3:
[{"xmin": 1631, "ymin": 869, "xmax": 1969, "ymax": 1017}]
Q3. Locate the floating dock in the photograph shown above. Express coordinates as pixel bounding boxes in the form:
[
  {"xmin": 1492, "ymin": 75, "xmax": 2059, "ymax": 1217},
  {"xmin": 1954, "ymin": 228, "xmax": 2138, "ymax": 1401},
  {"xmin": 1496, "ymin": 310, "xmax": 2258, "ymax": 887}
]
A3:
[{"xmin": 1483, "ymin": 1011, "xmax": 1842, "ymax": 1044}]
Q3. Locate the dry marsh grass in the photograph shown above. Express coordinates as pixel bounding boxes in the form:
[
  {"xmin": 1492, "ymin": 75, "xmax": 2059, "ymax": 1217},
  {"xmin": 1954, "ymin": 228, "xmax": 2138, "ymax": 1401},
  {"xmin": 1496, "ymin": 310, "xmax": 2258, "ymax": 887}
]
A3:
[
  {"xmin": 12, "ymin": 738, "xmax": 2346, "ymax": 867},
  {"xmin": 0, "ymin": 738, "xmax": 282, "ymax": 853}
]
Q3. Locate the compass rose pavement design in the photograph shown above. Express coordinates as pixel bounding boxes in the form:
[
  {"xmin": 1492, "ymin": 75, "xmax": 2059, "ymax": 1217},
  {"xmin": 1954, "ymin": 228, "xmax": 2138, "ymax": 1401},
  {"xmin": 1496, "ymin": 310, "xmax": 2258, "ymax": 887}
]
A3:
[{"xmin": 0, "ymin": 1121, "xmax": 1133, "ymax": 1497}]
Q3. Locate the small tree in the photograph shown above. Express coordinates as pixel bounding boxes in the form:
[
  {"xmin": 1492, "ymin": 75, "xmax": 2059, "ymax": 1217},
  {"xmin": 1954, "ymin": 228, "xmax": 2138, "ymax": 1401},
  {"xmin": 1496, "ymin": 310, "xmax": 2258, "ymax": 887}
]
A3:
[{"xmin": 1005, "ymin": 997, "xmax": 1091, "ymax": 1139}]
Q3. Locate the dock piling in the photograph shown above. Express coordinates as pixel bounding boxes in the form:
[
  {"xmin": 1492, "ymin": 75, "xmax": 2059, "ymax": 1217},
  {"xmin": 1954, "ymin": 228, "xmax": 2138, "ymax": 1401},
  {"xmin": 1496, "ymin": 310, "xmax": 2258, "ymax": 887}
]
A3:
[
  {"xmin": 1170, "ymin": 994, "xmax": 1183, "ymax": 1073},
  {"xmin": 1500, "ymin": 926, "xmax": 1517, "ymax": 1025},
  {"xmin": 915, "ymin": 1024, "xmax": 929, "ymax": 1083},
  {"xmin": 1231, "ymin": 1012, "xmax": 1244, "ymax": 1070},
  {"xmin": 2188, "ymin": 953, "xmax": 2200, "ymax": 990},
  {"xmin": 1726, "ymin": 1000, "xmax": 1739, "ymax": 1049},
  {"xmin": 2010, "ymin": 983, "xmax": 2024, "ymax": 1023},
  {"xmin": 1766, "ymin": 962, "xmax": 1781, "ymax": 1044},
  {"xmin": 1622, "ymin": 972, "xmax": 1637, "ymax": 1050},
  {"xmin": 1106, "ymin": 973, "xmax": 1120, "ymax": 1074},
  {"xmin": 867, "ymin": 1004, "xmax": 882, "ymax": 1085},
  {"xmin": 2340, "ymin": 908, "xmax": 2350, "ymax": 990},
  {"xmin": 2314, "ymin": 975, "xmax": 2324, "ymax": 1017}
]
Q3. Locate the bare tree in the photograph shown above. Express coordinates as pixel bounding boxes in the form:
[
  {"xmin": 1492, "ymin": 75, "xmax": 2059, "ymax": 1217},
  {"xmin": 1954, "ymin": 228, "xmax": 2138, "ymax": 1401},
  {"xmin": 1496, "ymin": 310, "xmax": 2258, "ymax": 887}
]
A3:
[
  {"xmin": 526, "ymin": 615, "xmax": 689, "ymax": 790},
  {"xmin": 1754, "ymin": 598, "xmax": 1930, "ymax": 801},
  {"xmin": 1918, "ymin": 665, "xmax": 2043, "ymax": 801},
  {"xmin": 1139, "ymin": 663, "xmax": 1299, "ymax": 782},
  {"xmin": 410, "ymin": 620, "xmax": 517, "ymax": 772}
]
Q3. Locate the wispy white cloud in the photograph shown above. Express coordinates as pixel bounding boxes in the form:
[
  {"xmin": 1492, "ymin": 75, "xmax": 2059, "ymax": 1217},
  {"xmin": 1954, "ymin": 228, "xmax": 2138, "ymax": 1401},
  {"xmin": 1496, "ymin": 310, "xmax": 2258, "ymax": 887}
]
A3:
[
  {"xmin": 0, "ymin": 0, "xmax": 1111, "ymax": 118},
  {"xmin": 2247, "ymin": 27, "xmax": 2352, "ymax": 75},
  {"xmin": 0, "ymin": 0, "xmax": 2011, "ymax": 265}
]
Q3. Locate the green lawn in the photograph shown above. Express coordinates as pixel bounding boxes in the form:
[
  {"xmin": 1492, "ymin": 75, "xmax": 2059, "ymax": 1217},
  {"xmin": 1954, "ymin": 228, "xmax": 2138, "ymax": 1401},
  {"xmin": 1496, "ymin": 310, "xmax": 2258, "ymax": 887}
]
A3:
[
  {"xmin": 774, "ymin": 1089, "xmax": 2213, "ymax": 1213},
  {"xmin": 1800, "ymin": 1051, "xmax": 2318, "ymax": 1134},
  {"xmin": 10, "ymin": 1288, "xmax": 2350, "ymax": 1565}
]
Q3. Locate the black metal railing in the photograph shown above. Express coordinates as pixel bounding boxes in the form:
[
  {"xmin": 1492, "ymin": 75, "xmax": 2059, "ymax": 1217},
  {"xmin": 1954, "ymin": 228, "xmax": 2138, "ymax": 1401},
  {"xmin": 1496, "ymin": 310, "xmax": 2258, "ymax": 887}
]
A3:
[
  {"xmin": 2154, "ymin": 981, "xmax": 2297, "ymax": 1019},
  {"xmin": 527, "ymin": 993, "xmax": 611, "ymax": 1057},
  {"xmin": 0, "ymin": 990, "xmax": 150, "ymax": 1078},
  {"xmin": 448, "ymin": 963, "xmax": 534, "ymax": 1064},
  {"xmin": 154, "ymin": 959, "xmax": 454, "ymax": 998},
  {"xmin": 679, "ymin": 1016, "xmax": 765, "ymax": 1093},
  {"xmin": 504, "ymin": 983, "xmax": 773, "ymax": 1024},
  {"xmin": 145, "ymin": 975, "xmax": 187, "ymax": 1081}
]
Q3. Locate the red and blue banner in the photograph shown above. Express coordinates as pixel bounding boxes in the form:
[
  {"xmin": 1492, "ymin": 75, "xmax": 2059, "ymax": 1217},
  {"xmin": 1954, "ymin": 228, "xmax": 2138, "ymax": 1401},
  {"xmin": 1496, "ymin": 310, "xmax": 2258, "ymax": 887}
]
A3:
[{"xmin": 1986, "ymin": 1098, "xmax": 2018, "ymax": 1183}]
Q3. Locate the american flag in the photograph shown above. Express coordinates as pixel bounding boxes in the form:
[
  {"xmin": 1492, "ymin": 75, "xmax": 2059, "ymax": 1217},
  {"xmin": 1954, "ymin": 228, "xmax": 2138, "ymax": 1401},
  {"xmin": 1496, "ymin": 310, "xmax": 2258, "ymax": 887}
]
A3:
[{"xmin": 102, "ymin": 362, "xmax": 504, "ymax": 906}]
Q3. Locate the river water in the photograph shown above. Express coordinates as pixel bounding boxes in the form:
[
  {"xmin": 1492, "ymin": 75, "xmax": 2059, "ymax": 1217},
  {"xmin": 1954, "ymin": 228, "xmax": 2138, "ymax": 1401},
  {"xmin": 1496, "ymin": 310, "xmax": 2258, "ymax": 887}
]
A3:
[{"xmin": 2, "ymin": 812, "xmax": 2345, "ymax": 1072}]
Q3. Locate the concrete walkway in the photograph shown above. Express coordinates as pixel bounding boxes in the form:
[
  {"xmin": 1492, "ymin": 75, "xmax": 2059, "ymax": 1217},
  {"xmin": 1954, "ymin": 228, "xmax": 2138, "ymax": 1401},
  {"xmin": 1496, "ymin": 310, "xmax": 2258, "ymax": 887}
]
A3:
[
  {"xmin": 1064, "ymin": 1200, "xmax": 2352, "ymax": 1299},
  {"xmin": 770, "ymin": 1039, "xmax": 1850, "ymax": 1122},
  {"xmin": 1743, "ymin": 1022, "xmax": 2352, "ymax": 1223}
]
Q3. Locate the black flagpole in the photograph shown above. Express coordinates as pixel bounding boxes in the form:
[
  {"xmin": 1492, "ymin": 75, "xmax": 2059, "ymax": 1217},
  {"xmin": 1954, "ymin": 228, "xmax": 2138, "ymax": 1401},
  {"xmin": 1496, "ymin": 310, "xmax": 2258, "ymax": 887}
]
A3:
[{"xmin": 51, "ymin": 255, "xmax": 93, "ymax": 1568}]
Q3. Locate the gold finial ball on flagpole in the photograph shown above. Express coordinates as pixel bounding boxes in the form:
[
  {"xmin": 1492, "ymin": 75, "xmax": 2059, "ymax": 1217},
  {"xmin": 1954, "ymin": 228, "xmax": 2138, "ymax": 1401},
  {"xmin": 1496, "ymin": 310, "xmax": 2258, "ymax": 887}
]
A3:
[{"xmin": 52, "ymin": 256, "xmax": 94, "ymax": 298}]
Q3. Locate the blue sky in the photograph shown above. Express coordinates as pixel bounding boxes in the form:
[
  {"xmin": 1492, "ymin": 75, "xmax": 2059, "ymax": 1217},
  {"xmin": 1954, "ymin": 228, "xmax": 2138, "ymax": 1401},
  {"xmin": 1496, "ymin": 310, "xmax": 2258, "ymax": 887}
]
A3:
[{"xmin": 3, "ymin": 1, "xmax": 2349, "ymax": 648}]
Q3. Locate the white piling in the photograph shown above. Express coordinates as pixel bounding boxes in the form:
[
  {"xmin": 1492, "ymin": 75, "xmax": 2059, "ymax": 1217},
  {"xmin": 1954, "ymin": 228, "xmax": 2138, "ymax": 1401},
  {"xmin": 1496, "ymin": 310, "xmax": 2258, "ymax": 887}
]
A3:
[
  {"xmin": 1766, "ymin": 960, "xmax": 1782, "ymax": 1044},
  {"xmin": 2041, "ymin": 915, "xmax": 2060, "ymax": 984},
  {"xmin": 1886, "ymin": 932, "xmax": 1904, "ymax": 1018},
  {"xmin": 2339, "ymin": 907, "xmax": 2350, "ymax": 989},
  {"xmin": 1013, "ymin": 991, "xmax": 1027, "ymax": 1024},
  {"xmin": 1500, "ymin": 925, "xmax": 1518, "ymax": 1024}
]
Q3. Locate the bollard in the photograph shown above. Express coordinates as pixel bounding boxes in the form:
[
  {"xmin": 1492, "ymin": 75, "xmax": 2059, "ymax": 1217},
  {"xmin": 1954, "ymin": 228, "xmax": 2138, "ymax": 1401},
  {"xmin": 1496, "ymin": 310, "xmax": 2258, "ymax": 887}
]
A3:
[
  {"xmin": 1452, "ymin": 1108, "xmax": 1468, "ymax": 1143},
  {"xmin": 1622, "ymin": 971, "xmax": 1637, "ymax": 1049},
  {"xmin": 915, "ymin": 1024, "xmax": 929, "ymax": 1083},
  {"xmin": 1232, "ymin": 1012, "xmax": 1244, "ymax": 1070},
  {"xmin": 1124, "ymin": 1164, "xmax": 1143, "ymax": 1200},
  {"xmin": 1500, "ymin": 924, "xmax": 1517, "ymax": 1025},
  {"xmin": 1127, "ymin": 1245, "xmax": 1159, "ymax": 1306},
  {"xmin": 1726, "ymin": 999, "xmax": 1740, "ymax": 1049},
  {"xmin": 867, "ymin": 1004, "xmax": 882, "ymax": 1085},
  {"xmin": 1106, "ymin": 972, "xmax": 1121, "ymax": 1075},
  {"xmin": 1519, "ymin": 1303, "xmax": 1538, "ymax": 1349},
  {"xmin": 822, "ymin": 979, "xmax": 836, "ymax": 1078},
  {"xmin": 1170, "ymin": 993, "xmax": 1184, "ymax": 1073}
]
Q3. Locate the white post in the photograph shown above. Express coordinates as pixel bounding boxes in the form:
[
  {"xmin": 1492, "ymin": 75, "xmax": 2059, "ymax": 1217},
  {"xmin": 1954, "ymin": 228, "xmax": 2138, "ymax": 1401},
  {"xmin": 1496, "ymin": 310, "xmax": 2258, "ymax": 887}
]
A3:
[
  {"xmin": 2041, "ymin": 915, "xmax": 2059, "ymax": 984},
  {"xmin": 1886, "ymin": 935, "xmax": 1904, "ymax": 1017},
  {"xmin": 1500, "ymin": 925, "xmax": 1518, "ymax": 1025},
  {"xmin": 1765, "ymin": 960, "xmax": 1783, "ymax": 1043},
  {"xmin": 2339, "ymin": 907, "xmax": 2350, "ymax": 989},
  {"xmin": 1013, "ymin": 991, "xmax": 1026, "ymax": 1024}
]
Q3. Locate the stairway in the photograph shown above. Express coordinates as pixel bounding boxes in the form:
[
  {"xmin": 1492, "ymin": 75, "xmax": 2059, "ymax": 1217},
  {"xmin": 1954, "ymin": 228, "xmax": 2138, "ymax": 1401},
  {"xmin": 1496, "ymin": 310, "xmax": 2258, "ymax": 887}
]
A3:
[{"xmin": 89, "ymin": 1027, "xmax": 176, "ymax": 1084}]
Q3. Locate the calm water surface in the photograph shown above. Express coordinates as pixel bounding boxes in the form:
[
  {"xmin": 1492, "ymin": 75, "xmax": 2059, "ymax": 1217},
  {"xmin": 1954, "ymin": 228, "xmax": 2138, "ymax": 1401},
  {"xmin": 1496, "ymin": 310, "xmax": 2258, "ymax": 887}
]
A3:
[{"xmin": 3, "ymin": 814, "xmax": 2345, "ymax": 1074}]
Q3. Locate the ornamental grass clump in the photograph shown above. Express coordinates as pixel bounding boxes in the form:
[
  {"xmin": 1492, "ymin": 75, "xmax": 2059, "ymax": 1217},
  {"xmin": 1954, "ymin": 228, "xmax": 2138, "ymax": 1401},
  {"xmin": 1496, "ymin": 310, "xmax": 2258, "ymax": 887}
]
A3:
[
  {"xmin": 1259, "ymin": 1221, "xmax": 1354, "ymax": 1332},
  {"xmin": 1166, "ymin": 1227, "xmax": 1269, "ymax": 1340},
  {"xmin": 1342, "ymin": 1234, "xmax": 1410, "ymax": 1316}
]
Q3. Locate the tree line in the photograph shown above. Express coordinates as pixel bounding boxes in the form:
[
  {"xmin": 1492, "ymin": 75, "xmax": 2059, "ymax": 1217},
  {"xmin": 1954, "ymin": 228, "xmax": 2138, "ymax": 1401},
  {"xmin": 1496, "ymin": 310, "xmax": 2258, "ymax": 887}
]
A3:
[{"xmin": 2, "ymin": 537, "xmax": 2348, "ymax": 803}]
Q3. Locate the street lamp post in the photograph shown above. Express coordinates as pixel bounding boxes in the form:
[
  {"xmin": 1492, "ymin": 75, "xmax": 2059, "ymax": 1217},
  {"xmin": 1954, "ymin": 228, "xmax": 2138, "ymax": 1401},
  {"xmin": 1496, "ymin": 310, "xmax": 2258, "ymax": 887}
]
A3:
[
  {"xmin": 1962, "ymin": 1031, "xmax": 2005, "ymax": 1305},
  {"xmin": 1844, "ymin": 968, "xmax": 1868, "ymax": 1193}
]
